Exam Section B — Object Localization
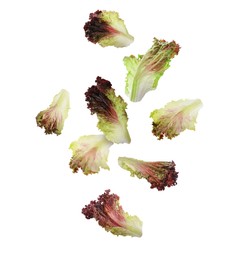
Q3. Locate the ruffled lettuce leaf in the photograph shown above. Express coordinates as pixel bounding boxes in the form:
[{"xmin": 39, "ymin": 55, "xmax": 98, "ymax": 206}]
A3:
[
  {"xmin": 124, "ymin": 38, "xmax": 180, "ymax": 102},
  {"xmin": 118, "ymin": 157, "xmax": 178, "ymax": 191},
  {"xmin": 82, "ymin": 189, "xmax": 142, "ymax": 237},
  {"xmin": 69, "ymin": 135, "xmax": 113, "ymax": 175},
  {"xmin": 84, "ymin": 10, "xmax": 134, "ymax": 48},
  {"xmin": 85, "ymin": 77, "xmax": 131, "ymax": 144},
  {"xmin": 151, "ymin": 99, "xmax": 203, "ymax": 140},
  {"xmin": 36, "ymin": 89, "xmax": 70, "ymax": 135}
]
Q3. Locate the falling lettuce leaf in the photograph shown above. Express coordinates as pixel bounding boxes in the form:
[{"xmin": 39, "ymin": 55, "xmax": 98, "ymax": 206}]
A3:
[
  {"xmin": 123, "ymin": 38, "xmax": 180, "ymax": 102},
  {"xmin": 82, "ymin": 189, "xmax": 142, "ymax": 237},
  {"xmin": 69, "ymin": 135, "xmax": 113, "ymax": 175},
  {"xmin": 84, "ymin": 10, "xmax": 134, "ymax": 48},
  {"xmin": 85, "ymin": 76, "xmax": 131, "ymax": 144},
  {"xmin": 151, "ymin": 99, "xmax": 203, "ymax": 140},
  {"xmin": 118, "ymin": 157, "xmax": 178, "ymax": 191},
  {"xmin": 36, "ymin": 89, "xmax": 70, "ymax": 135}
]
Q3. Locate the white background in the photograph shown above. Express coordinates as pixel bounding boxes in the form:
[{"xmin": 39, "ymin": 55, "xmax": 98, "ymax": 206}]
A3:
[{"xmin": 0, "ymin": 0, "xmax": 237, "ymax": 259}]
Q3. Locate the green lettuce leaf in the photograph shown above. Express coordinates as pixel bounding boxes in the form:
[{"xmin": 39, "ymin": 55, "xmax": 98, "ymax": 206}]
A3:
[
  {"xmin": 69, "ymin": 135, "xmax": 113, "ymax": 174},
  {"xmin": 151, "ymin": 99, "xmax": 203, "ymax": 140},
  {"xmin": 36, "ymin": 89, "xmax": 70, "ymax": 135},
  {"xmin": 85, "ymin": 77, "xmax": 131, "ymax": 144},
  {"xmin": 124, "ymin": 38, "xmax": 180, "ymax": 102}
]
